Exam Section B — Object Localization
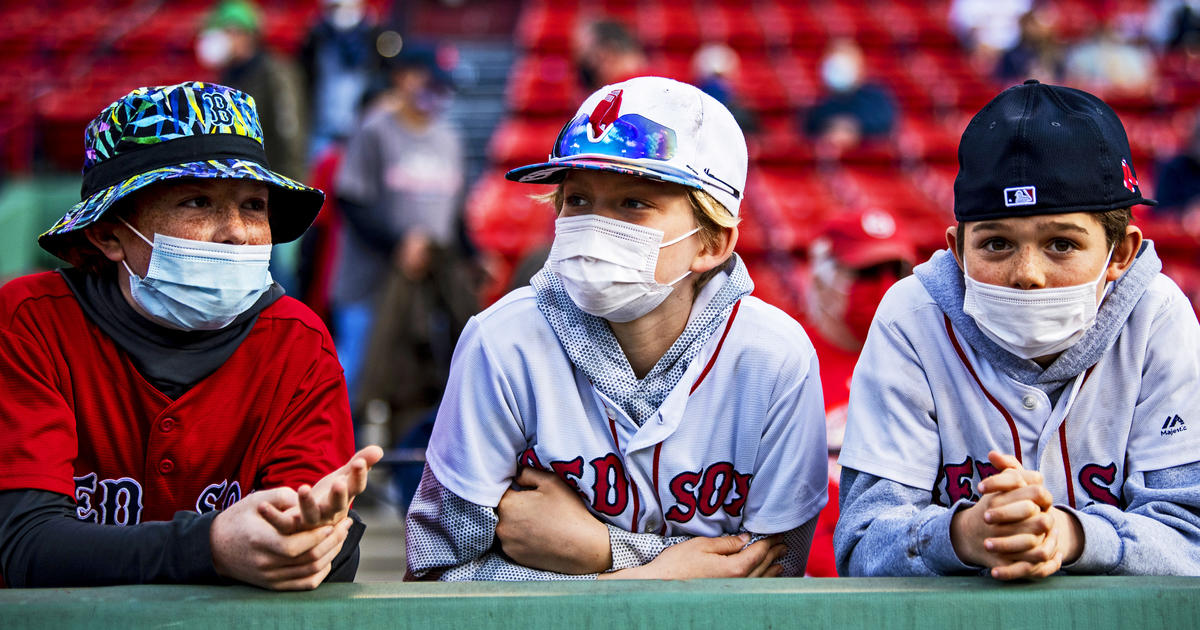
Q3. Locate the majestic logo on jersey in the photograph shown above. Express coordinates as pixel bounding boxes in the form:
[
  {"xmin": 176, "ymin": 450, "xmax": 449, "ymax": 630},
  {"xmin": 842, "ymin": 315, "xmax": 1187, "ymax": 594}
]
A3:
[
  {"xmin": 1121, "ymin": 159, "xmax": 1138, "ymax": 193},
  {"xmin": 74, "ymin": 473, "xmax": 144, "ymax": 526},
  {"xmin": 1161, "ymin": 414, "xmax": 1187, "ymax": 436},
  {"xmin": 1004, "ymin": 186, "xmax": 1037, "ymax": 207}
]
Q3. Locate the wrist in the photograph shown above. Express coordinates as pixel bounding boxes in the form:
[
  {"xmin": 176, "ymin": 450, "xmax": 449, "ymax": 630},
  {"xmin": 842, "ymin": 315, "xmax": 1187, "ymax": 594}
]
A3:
[{"xmin": 949, "ymin": 502, "xmax": 985, "ymax": 567}]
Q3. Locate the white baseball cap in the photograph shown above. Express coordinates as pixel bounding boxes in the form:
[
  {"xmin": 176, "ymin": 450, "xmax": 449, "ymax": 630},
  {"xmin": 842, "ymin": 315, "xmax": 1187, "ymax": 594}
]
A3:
[{"xmin": 505, "ymin": 76, "xmax": 748, "ymax": 216}]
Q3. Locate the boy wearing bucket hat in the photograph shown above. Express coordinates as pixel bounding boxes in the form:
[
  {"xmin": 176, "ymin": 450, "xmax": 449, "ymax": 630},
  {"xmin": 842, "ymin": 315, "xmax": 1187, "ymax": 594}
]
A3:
[
  {"xmin": 0, "ymin": 82, "xmax": 381, "ymax": 589},
  {"xmin": 405, "ymin": 76, "xmax": 827, "ymax": 580},
  {"xmin": 835, "ymin": 80, "xmax": 1200, "ymax": 578}
]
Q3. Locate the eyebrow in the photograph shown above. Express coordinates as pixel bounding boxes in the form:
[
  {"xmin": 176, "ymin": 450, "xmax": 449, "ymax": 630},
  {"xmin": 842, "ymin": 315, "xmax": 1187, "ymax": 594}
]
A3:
[{"xmin": 969, "ymin": 220, "xmax": 1090, "ymax": 235}]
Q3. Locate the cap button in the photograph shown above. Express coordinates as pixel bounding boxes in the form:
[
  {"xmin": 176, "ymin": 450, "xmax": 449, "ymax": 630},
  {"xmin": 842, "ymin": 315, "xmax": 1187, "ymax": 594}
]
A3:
[{"xmin": 1023, "ymin": 79, "xmax": 1040, "ymax": 85}]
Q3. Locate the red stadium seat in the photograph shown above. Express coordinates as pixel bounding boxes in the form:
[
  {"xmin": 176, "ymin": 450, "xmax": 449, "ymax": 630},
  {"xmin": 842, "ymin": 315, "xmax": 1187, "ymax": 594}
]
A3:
[{"xmin": 465, "ymin": 170, "xmax": 556, "ymax": 259}]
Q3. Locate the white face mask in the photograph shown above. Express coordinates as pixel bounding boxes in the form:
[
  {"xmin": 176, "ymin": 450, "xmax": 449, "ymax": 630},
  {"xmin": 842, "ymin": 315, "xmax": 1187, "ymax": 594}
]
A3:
[
  {"xmin": 549, "ymin": 214, "xmax": 700, "ymax": 323},
  {"xmin": 962, "ymin": 248, "xmax": 1113, "ymax": 360},
  {"xmin": 120, "ymin": 219, "xmax": 274, "ymax": 331}
]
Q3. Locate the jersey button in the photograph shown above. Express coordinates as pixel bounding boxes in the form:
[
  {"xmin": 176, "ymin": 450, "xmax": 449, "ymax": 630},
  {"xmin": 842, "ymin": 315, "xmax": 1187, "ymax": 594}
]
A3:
[
  {"xmin": 159, "ymin": 417, "xmax": 175, "ymax": 433},
  {"xmin": 159, "ymin": 458, "xmax": 175, "ymax": 474},
  {"xmin": 1022, "ymin": 395, "xmax": 1038, "ymax": 410}
]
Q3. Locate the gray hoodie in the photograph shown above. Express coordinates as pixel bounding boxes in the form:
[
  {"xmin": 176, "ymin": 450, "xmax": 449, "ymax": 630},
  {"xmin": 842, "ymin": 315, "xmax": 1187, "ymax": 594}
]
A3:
[{"xmin": 835, "ymin": 242, "xmax": 1200, "ymax": 576}]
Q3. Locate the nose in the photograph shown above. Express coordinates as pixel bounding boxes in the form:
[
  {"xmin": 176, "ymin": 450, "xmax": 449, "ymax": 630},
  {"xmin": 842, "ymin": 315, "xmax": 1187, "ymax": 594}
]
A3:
[
  {"xmin": 213, "ymin": 204, "xmax": 249, "ymax": 245},
  {"xmin": 1010, "ymin": 247, "xmax": 1045, "ymax": 290}
]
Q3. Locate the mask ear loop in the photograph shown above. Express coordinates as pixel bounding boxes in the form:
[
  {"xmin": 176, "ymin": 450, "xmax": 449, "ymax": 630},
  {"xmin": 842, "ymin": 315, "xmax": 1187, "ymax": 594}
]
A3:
[
  {"xmin": 119, "ymin": 217, "xmax": 155, "ymax": 248},
  {"xmin": 659, "ymin": 226, "xmax": 703, "ymax": 286}
]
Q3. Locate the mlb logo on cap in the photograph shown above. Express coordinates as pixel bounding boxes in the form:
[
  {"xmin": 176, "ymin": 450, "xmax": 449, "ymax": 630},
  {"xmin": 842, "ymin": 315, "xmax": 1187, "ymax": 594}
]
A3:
[{"xmin": 1004, "ymin": 186, "xmax": 1037, "ymax": 207}]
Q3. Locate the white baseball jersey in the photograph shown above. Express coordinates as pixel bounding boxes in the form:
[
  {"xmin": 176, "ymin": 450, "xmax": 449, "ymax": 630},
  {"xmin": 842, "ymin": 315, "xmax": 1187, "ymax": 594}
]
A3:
[
  {"xmin": 425, "ymin": 288, "xmax": 828, "ymax": 538},
  {"xmin": 839, "ymin": 273, "xmax": 1200, "ymax": 509}
]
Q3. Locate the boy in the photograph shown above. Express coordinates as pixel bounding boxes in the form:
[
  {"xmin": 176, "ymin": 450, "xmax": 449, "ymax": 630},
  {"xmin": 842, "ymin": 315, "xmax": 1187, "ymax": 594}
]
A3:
[
  {"xmin": 405, "ymin": 76, "xmax": 828, "ymax": 580},
  {"xmin": 835, "ymin": 80, "xmax": 1200, "ymax": 578}
]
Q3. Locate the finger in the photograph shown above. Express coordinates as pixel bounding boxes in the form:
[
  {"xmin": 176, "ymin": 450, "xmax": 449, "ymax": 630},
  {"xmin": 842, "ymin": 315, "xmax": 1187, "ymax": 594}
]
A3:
[
  {"xmin": 297, "ymin": 485, "xmax": 323, "ymax": 528},
  {"xmin": 728, "ymin": 538, "xmax": 773, "ymax": 574},
  {"xmin": 344, "ymin": 457, "xmax": 370, "ymax": 498},
  {"xmin": 766, "ymin": 563, "xmax": 784, "ymax": 577},
  {"xmin": 258, "ymin": 502, "xmax": 302, "ymax": 534},
  {"xmin": 264, "ymin": 518, "xmax": 351, "ymax": 571},
  {"xmin": 984, "ymin": 532, "xmax": 1045, "ymax": 555},
  {"xmin": 514, "ymin": 466, "xmax": 542, "ymax": 489},
  {"xmin": 354, "ymin": 445, "xmax": 385, "ymax": 469},
  {"xmin": 987, "ymin": 451, "xmax": 1023, "ymax": 472},
  {"xmin": 985, "ymin": 485, "xmax": 1054, "ymax": 512},
  {"xmin": 320, "ymin": 478, "xmax": 350, "ymax": 523},
  {"xmin": 266, "ymin": 562, "xmax": 334, "ymax": 591},
  {"xmin": 702, "ymin": 533, "xmax": 751, "ymax": 556},
  {"xmin": 977, "ymin": 468, "xmax": 1029, "ymax": 494},
  {"xmin": 253, "ymin": 486, "xmax": 300, "ymax": 510},
  {"xmin": 983, "ymin": 499, "xmax": 1044, "ymax": 525},
  {"xmin": 271, "ymin": 523, "xmax": 338, "ymax": 559},
  {"xmin": 747, "ymin": 543, "xmax": 787, "ymax": 577}
]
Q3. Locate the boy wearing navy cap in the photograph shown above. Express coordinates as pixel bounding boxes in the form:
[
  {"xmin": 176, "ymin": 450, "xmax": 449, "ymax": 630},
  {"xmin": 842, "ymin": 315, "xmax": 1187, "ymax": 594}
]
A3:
[{"xmin": 835, "ymin": 80, "xmax": 1200, "ymax": 578}]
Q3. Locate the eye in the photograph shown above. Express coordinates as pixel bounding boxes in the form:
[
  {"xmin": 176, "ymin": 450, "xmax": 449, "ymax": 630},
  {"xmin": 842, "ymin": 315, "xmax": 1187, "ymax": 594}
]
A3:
[
  {"xmin": 980, "ymin": 237, "xmax": 1010, "ymax": 252},
  {"xmin": 180, "ymin": 196, "xmax": 211, "ymax": 209},
  {"xmin": 621, "ymin": 197, "xmax": 651, "ymax": 209},
  {"xmin": 1048, "ymin": 238, "xmax": 1077, "ymax": 253},
  {"xmin": 563, "ymin": 193, "xmax": 588, "ymax": 207},
  {"xmin": 242, "ymin": 196, "xmax": 268, "ymax": 212}
]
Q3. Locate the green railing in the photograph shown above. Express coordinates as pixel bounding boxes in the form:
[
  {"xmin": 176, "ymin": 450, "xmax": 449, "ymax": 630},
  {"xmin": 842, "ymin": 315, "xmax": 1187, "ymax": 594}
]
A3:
[
  {"xmin": 2, "ymin": 577, "xmax": 1198, "ymax": 629},
  {"xmin": 0, "ymin": 176, "xmax": 80, "ymax": 280}
]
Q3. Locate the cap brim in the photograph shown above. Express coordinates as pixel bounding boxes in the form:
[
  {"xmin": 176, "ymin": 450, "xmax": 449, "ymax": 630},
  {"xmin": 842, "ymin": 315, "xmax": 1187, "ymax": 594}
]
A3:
[
  {"xmin": 39, "ymin": 158, "xmax": 324, "ymax": 265},
  {"xmin": 505, "ymin": 156, "xmax": 706, "ymax": 193}
]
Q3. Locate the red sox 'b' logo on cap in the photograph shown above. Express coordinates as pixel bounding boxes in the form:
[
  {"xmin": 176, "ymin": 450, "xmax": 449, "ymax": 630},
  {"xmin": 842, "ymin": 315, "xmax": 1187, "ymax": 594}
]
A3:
[
  {"xmin": 1122, "ymin": 159, "xmax": 1138, "ymax": 193},
  {"xmin": 589, "ymin": 89, "xmax": 623, "ymax": 138}
]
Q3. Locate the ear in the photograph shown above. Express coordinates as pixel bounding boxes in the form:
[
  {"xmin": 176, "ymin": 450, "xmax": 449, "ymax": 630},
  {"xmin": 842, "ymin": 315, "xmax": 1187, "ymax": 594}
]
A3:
[
  {"xmin": 691, "ymin": 225, "xmax": 738, "ymax": 274},
  {"xmin": 83, "ymin": 221, "xmax": 128, "ymax": 263},
  {"xmin": 1106, "ymin": 224, "xmax": 1143, "ymax": 282},
  {"xmin": 945, "ymin": 225, "xmax": 964, "ymax": 270}
]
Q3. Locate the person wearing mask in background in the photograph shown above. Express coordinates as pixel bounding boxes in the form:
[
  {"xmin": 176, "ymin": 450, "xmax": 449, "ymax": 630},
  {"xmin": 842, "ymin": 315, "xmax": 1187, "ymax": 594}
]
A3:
[
  {"xmin": 799, "ymin": 207, "xmax": 917, "ymax": 577},
  {"xmin": 331, "ymin": 43, "xmax": 475, "ymax": 449},
  {"xmin": 803, "ymin": 38, "xmax": 898, "ymax": 158},
  {"xmin": 573, "ymin": 19, "xmax": 648, "ymax": 93},
  {"xmin": 0, "ymin": 82, "xmax": 381, "ymax": 589},
  {"xmin": 197, "ymin": 0, "xmax": 310, "ymax": 296},
  {"xmin": 299, "ymin": 0, "xmax": 384, "ymax": 160}
]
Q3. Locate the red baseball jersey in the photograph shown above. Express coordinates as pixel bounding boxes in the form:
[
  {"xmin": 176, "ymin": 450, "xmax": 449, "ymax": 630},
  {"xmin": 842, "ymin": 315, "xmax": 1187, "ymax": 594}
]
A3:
[{"xmin": 0, "ymin": 272, "xmax": 354, "ymax": 525}]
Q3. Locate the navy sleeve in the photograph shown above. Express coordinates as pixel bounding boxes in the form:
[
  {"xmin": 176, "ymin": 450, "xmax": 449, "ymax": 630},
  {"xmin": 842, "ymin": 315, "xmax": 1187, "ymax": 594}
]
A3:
[
  {"xmin": 0, "ymin": 490, "xmax": 365, "ymax": 587},
  {"xmin": 0, "ymin": 489, "xmax": 219, "ymax": 587}
]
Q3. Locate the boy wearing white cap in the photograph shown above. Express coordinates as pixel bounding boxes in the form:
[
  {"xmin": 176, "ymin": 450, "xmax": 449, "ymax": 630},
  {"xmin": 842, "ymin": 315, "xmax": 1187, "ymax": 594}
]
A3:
[{"xmin": 405, "ymin": 76, "xmax": 828, "ymax": 580}]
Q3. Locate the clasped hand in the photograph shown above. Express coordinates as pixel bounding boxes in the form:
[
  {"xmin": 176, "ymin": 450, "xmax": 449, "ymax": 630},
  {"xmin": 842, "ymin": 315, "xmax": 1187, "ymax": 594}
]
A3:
[
  {"xmin": 210, "ymin": 445, "xmax": 384, "ymax": 590},
  {"xmin": 950, "ymin": 451, "xmax": 1084, "ymax": 580}
]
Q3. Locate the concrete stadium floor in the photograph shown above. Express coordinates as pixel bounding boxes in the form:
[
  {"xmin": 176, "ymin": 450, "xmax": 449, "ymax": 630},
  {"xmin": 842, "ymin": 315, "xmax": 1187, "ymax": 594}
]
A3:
[{"xmin": 355, "ymin": 501, "xmax": 408, "ymax": 583}]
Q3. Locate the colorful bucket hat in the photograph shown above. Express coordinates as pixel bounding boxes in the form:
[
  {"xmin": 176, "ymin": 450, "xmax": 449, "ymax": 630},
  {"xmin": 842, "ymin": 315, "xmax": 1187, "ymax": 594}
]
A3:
[
  {"xmin": 505, "ymin": 76, "xmax": 748, "ymax": 216},
  {"xmin": 39, "ymin": 81, "xmax": 324, "ymax": 265}
]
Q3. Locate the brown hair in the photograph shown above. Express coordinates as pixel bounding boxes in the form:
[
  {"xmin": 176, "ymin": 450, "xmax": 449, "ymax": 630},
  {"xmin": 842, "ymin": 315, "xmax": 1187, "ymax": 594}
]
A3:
[{"xmin": 535, "ymin": 182, "xmax": 740, "ymax": 287}]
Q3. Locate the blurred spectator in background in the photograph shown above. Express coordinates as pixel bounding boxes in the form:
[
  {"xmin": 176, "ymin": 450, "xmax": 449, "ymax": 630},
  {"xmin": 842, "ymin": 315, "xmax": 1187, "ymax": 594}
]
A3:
[
  {"xmin": 197, "ymin": 0, "xmax": 310, "ymax": 296},
  {"xmin": 804, "ymin": 39, "xmax": 898, "ymax": 156},
  {"xmin": 692, "ymin": 42, "xmax": 758, "ymax": 134},
  {"xmin": 996, "ymin": 9, "xmax": 1064, "ymax": 83},
  {"xmin": 1064, "ymin": 19, "xmax": 1157, "ymax": 97},
  {"xmin": 1156, "ymin": 112, "xmax": 1200, "ymax": 217},
  {"xmin": 572, "ymin": 18, "xmax": 647, "ymax": 92},
  {"xmin": 299, "ymin": 0, "xmax": 385, "ymax": 160},
  {"xmin": 331, "ymin": 43, "xmax": 476, "ymax": 447},
  {"xmin": 798, "ymin": 207, "xmax": 917, "ymax": 577},
  {"xmin": 1147, "ymin": 0, "xmax": 1200, "ymax": 52},
  {"xmin": 949, "ymin": 0, "xmax": 1032, "ymax": 71}
]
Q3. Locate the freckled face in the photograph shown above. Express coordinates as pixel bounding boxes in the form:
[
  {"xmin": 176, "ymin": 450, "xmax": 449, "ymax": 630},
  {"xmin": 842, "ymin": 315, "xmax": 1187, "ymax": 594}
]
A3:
[
  {"xmin": 959, "ymin": 212, "xmax": 1113, "ymax": 300},
  {"xmin": 118, "ymin": 178, "xmax": 271, "ymax": 276}
]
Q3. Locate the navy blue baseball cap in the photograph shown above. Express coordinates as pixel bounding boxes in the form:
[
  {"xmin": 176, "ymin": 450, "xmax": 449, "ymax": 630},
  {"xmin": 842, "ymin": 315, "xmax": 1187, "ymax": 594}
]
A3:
[{"xmin": 954, "ymin": 80, "xmax": 1155, "ymax": 221}]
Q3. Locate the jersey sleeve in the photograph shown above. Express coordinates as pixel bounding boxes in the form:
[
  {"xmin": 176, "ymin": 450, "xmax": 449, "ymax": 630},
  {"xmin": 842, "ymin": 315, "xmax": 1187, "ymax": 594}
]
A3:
[
  {"xmin": 254, "ymin": 313, "xmax": 356, "ymax": 490},
  {"xmin": 740, "ymin": 351, "xmax": 829, "ymax": 534},
  {"xmin": 838, "ymin": 314, "xmax": 943, "ymax": 490},
  {"xmin": 423, "ymin": 316, "xmax": 529, "ymax": 508},
  {"xmin": 0, "ymin": 310, "xmax": 78, "ymax": 497},
  {"xmin": 1126, "ymin": 286, "xmax": 1200, "ymax": 473}
]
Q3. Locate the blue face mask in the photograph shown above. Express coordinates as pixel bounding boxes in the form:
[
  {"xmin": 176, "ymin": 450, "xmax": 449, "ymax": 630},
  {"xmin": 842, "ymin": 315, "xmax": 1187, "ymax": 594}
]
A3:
[{"xmin": 119, "ymin": 219, "xmax": 273, "ymax": 330}]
